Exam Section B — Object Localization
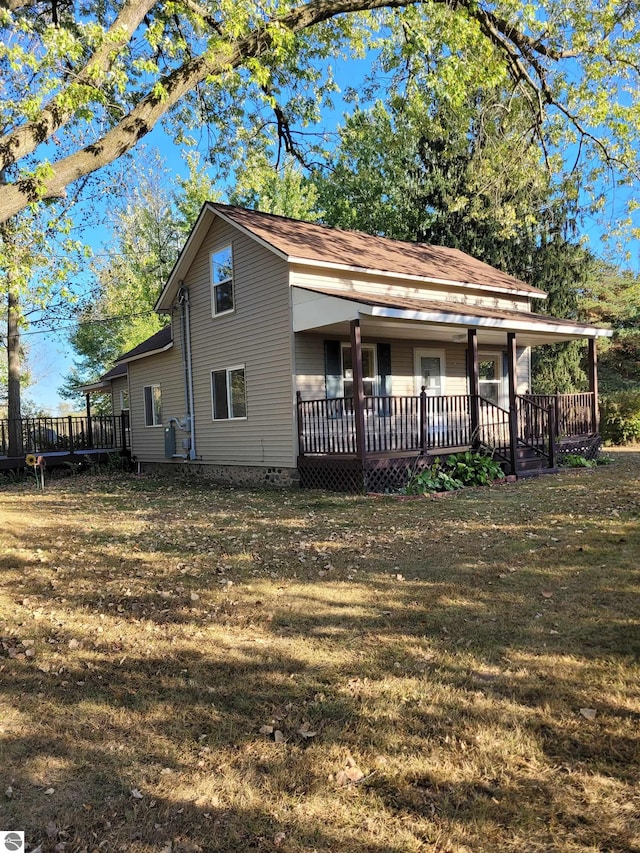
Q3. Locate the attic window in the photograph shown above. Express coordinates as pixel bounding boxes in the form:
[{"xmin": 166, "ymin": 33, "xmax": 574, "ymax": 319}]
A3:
[{"xmin": 211, "ymin": 245, "xmax": 234, "ymax": 316}]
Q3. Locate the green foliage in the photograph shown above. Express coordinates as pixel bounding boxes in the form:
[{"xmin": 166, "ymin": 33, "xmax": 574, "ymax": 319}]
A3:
[
  {"xmin": 599, "ymin": 391, "xmax": 640, "ymax": 446},
  {"xmin": 580, "ymin": 261, "xmax": 640, "ymax": 393},
  {"xmin": 445, "ymin": 451, "xmax": 505, "ymax": 486},
  {"xmin": 558, "ymin": 453, "xmax": 596, "ymax": 469},
  {"xmin": 404, "ymin": 451, "xmax": 503, "ymax": 494},
  {"xmin": 229, "ymin": 153, "xmax": 320, "ymax": 221}
]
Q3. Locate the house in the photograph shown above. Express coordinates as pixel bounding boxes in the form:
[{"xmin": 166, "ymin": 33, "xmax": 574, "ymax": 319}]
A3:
[{"xmin": 92, "ymin": 203, "xmax": 611, "ymax": 491}]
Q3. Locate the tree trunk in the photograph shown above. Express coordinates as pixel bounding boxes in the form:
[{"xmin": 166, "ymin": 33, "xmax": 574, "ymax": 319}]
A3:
[{"xmin": 7, "ymin": 274, "xmax": 22, "ymax": 458}]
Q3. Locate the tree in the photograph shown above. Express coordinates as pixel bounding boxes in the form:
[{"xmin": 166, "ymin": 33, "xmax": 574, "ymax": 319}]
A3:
[
  {"xmin": 229, "ymin": 152, "xmax": 321, "ymax": 220},
  {"xmin": 579, "ymin": 260, "xmax": 640, "ymax": 392},
  {"xmin": 59, "ymin": 150, "xmax": 217, "ymax": 407},
  {"xmin": 0, "ymin": 198, "xmax": 86, "ymax": 454},
  {"xmin": 0, "ymin": 0, "xmax": 639, "ymax": 237}
]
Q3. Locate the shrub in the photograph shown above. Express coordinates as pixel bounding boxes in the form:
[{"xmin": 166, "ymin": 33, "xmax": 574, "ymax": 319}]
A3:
[
  {"xmin": 558, "ymin": 453, "xmax": 596, "ymax": 468},
  {"xmin": 600, "ymin": 391, "xmax": 640, "ymax": 445},
  {"xmin": 404, "ymin": 451, "xmax": 503, "ymax": 494},
  {"xmin": 445, "ymin": 450, "xmax": 504, "ymax": 486}
]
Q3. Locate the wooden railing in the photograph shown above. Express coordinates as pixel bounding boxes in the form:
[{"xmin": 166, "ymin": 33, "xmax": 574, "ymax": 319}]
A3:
[
  {"xmin": 0, "ymin": 413, "xmax": 130, "ymax": 457},
  {"xmin": 297, "ymin": 391, "xmax": 597, "ymax": 460},
  {"xmin": 476, "ymin": 397, "xmax": 510, "ymax": 459},
  {"xmin": 524, "ymin": 393, "xmax": 595, "ymax": 437},
  {"xmin": 516, "ymin": 396, "xmax": 554, "ymax": 465},
  {"xmin": 297, "ymin": 392, "xmax": 473, "ymax": 456}
]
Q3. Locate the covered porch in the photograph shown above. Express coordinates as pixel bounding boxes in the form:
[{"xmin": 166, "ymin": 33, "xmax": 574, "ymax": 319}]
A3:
[{"xmin": 293, "ymin": 286, "xmax": 610, "ymax": 491}]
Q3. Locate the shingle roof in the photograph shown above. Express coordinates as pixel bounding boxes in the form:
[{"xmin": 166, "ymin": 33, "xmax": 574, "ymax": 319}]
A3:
[
  {"xmin": 211, "ymin": 203, "xmax": 545, "ymax": 298},
  {"xmin": 100, "ymin": 362, "xmax": 128, "ymax": 382},
  {"xmin": 117, "ymin": 325, "xmax": 172, "ymax": 362}
]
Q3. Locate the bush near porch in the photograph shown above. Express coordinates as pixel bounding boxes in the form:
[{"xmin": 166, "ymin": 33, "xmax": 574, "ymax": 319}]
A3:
[
  {"xmin": 1, "ymin": 455, "xmax": 639, "ymax": 853},
  {"xmin": 600, "ymin": 390, "xmax": 640, "ymax": 445}
]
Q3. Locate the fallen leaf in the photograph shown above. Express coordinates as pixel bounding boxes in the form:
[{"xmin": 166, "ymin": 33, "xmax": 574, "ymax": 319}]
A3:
[
  {"xmin": 344, "ymin": 765, "xmax": 365, "ymax": 782},
  {"xmin": 68, "ymin": 638, "xmax": 80, "ymax": 650},
  {"xmin": 274, "ymin": 730, "xmax": 285, "ymax": 743},
  {"xmin": 274, "ymin": 832, "xmax": 286, "ymax": 847},
  {"xmin": 297, "ymin": 724, "xmax": 317, "ymax": 739},
  {"xmin": 579, "ymin": 707, "xmax": 597, "ymax": 720},
  {"xmin": 259, "ymin": 725, "xmax": 274, "ymax": 735},
  {"xmin": 541, "ymin": 590, "xmax": 553, "ymax": 598},
  {"xmin": 130, "ymin": 788, "xmax": 144, "ymax": 799}
]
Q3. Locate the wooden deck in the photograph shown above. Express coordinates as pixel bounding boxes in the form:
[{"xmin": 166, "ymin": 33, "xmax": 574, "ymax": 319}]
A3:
[
  {"xmin": 296, "ymin": 391, "xmax": 598, "ymax": 490},
  {"xmin": 0, "ymin": 414, "xmax": 130, "ymax": 470}
]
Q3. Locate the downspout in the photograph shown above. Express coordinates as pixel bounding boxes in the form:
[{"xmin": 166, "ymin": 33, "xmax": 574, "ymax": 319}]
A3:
[{"xmin": 178, "ymin": 284, "xmax": 197, "ymax": 460}]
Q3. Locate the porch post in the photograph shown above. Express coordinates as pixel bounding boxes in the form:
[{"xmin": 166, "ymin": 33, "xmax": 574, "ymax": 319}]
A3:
[
  {"xmin": 507, "ymin": 333, "xmax": 519, "ymax": 475},
  {"xmin": 588, "ymin": 337, "xmax": 599, "ymax": 433},
  {"xmin": 350, "ymin": 318, "xmax": 366, "ymax": 461},
  {"xmin": 85, "ymin": 393, "xmax": 93, "ymax": 448},
  {"xmin": 467, "ymin": 329, "xmax": 480, "ymax": 445}
]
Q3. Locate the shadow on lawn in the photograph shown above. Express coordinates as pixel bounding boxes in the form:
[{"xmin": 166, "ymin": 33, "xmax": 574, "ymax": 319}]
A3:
[{"xmin": 1, "ymin": 468, "xmax": 639, "ymax": 852}]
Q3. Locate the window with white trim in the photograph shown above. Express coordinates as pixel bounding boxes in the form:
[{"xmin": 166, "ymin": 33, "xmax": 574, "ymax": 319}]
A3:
[
  {"xmin": 211, "ymin": 245, "xmax": 234, "ymax": 316},
  {"xmin": 143, "ymin": 385, "xmax": 162, "ymax": 426},
  {"xmin": 120, "ymin": 389, "xmax": 130, "ymax": 412},
  {"xmin": 478, "ymin": 354, "xmax": 502, "ymax": 406},
  {"xmin": 341, "ymin": 344, "xmax": 376, "ymax": 397},
  {"xmin": 211, "ymin": 366, "xmax": 246, "ymax": 420}
]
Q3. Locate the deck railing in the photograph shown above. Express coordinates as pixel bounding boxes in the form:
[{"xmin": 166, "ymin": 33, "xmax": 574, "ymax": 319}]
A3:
[
  {"xmin": 0, "ymin": 413, "xmax": 130, "ymax": 457},
  {"xmin": 297, "ymin": 390, "xmax": 595, "ymax": 459},
  {"xmin": 523, "ymin": 392, "xmax": 595, "ymax": 437},
  {"xmin": 298, "ymin": 392, "xmax": 474, "ymax": 456}
]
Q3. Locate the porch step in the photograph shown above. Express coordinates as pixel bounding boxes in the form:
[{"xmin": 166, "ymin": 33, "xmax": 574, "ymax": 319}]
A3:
[{"xmin": 515, "ymin": 444, "xmax": 553, "ymax": 476}]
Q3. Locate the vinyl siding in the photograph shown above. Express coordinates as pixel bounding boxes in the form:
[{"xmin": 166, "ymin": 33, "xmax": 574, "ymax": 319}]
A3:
[
  {"xmin": 127, "ymin": 342, "xmax": 184, "ymax": 462},
  {"xmin": 295, "ymin": 335, "xmax": 530, "ymax": 400},
  {"xmin": 110, "ymin": 376, "xmax": 129, "ymax": 414},
  {"xmin": 290, "ymin": 267, "xmax": 533, "ymax": 312},
  {"xmin": 180, "ymin": 218, "xmax": 295, "ymax": 467}
]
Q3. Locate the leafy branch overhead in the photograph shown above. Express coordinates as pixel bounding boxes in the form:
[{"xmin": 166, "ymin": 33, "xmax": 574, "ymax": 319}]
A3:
[{"xmin": 1, "ymin": 0, "xmax": 639, "ymax": 225}]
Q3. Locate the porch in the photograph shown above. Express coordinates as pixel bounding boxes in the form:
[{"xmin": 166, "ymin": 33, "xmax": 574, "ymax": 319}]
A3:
[
  {"xmin": 296, "ymin": 389, "xmax": 599, "ymax": 491},
  {"xmin": 0, "ymin": 413, "xmax": 130, "ymax": 471}
]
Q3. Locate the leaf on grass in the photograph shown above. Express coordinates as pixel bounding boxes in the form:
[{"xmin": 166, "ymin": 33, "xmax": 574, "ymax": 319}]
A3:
[
  {"xmin": 541, "ymin": 590, "xmax": 553, "ymax": 598},
  {"xmin": 130, "ymin": 788, "xmax": 144, "ymax": 799},
  {"xmin": 579, "ymin": 707, "xmax": 597, "ymax": 720},
  {"xmin": 259, "ymin": 725, "xmax": 274, "ymax": 735},
  {"xmin": 274, "ymin": 832, "xmax": 286, "ymax": 847},
  {"xmin": 297, "ymin": 723, "xmax": 317, "ymax": 738},
  {"xmin": 274, "ymin": 730, "xmax": 285, "ymax": 743}
]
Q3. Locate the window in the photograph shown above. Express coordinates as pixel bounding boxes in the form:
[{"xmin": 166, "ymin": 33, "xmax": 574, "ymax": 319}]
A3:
[
  {"xmin": 211, "ymin": 245, "xmax": 234, "ymax": 316},
  {"xmin": 478, "ymin": 354, "xmax": 502, "ymax": 405},
  {"xmin": 120, "ymin": 389, "xmax": 130, "ymax": 412},
  {"xmin": 212, "ymin": 366, "xmax": 246, "ymax": 420},
  {"xmin": 143, "ymin": 385, "xmax": 162, "ymax": 426},
  {"xmin": 341, "ymin": 344, "xmax": 376, "ymax": 397}
]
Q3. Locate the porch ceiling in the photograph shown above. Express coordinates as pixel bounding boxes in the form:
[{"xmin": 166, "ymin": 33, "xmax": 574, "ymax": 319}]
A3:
[{"xmin": 292, "ymin": 286, "xmax": 612, "ymax": 347}]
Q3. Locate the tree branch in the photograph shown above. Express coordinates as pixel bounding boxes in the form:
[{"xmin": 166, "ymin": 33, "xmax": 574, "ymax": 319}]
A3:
[{"xmin": 0, "ymin": 0, "xmax": 156, "ymax": 172}]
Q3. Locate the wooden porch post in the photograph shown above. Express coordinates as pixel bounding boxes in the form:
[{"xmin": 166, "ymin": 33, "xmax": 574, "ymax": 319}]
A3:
[
  {"xmin": 467, "ymin": 329, "xmax": 480, "ymax": 445},
  {"xmin": 85, "ymin": 393, "xmax": 93, "ymax": 448},
  {"xmin": 350, "ymin": 319, "xmax": 367, "ymax": 461},
  {"xmin": 506, "ymin": 332, "xmax": 519, "ymax": 475},
  {"xmin": 588, "ymin": 338, "xmax": 599, "ymax": 433}
]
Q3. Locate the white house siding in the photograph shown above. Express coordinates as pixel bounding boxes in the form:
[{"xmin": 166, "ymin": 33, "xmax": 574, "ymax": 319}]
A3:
[
  {"xmin": 289, "ymin": 267, "xmax": 533, "ymax": 313},
  {"xmin": 179, "ymin": 217, "xmax": 295, "ymax": 468},
  {"xmin": 127, "ymin": 346, "xmax": 184, "ymax": 462},
  {"xmin": 294, "ymin": 334, "xmax": 531, "ymax": 400}
]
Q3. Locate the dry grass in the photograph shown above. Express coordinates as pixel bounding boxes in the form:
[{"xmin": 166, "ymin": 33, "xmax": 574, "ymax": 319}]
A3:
[{"xmin": 1, "ymin": 450, "xmax": 639, "ymax": 853}]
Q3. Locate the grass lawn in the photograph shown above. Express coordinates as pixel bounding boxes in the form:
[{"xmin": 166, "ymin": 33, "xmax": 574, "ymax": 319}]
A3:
[{"xmin": 0, "ymin": 451, "xmax": 639, "ymax": 853}]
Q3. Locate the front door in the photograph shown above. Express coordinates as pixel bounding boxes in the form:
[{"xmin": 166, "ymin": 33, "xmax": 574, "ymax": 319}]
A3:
[{"xmin": 414, "ymin": 348, "xmax": 446, "ymax": 395}]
